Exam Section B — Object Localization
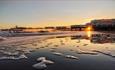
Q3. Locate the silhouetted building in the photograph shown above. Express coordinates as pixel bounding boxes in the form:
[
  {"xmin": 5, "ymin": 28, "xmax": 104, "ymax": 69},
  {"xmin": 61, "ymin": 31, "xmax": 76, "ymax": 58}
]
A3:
[
  {"xmin": 55, "ymin": 26, "xmax": 70, "ymax": 31},
  {"xmin": 71, "ymin": 25, "xmax": 86, "ymax": 31},
  {"xmin": 90, "ymin": 19, "xmax": 115, "ymax": 31}
]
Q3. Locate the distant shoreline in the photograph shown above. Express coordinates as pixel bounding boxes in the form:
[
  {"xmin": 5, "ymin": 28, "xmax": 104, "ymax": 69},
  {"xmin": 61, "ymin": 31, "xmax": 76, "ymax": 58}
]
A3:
[{"xmin": 0, "ymin": 31, "xmax": 105, "ymax": 45}]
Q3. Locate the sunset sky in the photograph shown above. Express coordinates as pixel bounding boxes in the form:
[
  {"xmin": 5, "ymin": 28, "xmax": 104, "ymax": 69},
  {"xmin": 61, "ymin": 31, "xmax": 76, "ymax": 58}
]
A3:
[{"xmin": 0, "ymin": 0, "xmax": 115, "ymax": 28}]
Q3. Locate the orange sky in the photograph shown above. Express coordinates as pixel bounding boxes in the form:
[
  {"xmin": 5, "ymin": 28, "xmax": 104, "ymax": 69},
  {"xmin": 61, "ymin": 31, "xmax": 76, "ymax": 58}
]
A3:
[{"xmin": 0, "ymin": 0, "xmax": 115, "ymax": 29}]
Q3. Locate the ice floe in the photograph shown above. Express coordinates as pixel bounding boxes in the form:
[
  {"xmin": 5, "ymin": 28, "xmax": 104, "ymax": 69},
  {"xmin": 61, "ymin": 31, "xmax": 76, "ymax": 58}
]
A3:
[
  {"xmin": 32, "ymin": 62, "xmax": 47, "ymax": 70},
  {"xmin": 37, "ymin": 57, "xmax": 46, "ymax": 62},
  {"xmin": 65, "ymin": 55, "xmax": 79, "ymax": 60},
  {"xmin": 19, "ymin": 54, "xmax": 28, "ymax": 59},
  {"xmin": 77, "ymin": 51, "xmax": 98, "ymax": 55},
  {"xmin": 33, "ymin": 57, "xmax": 54, "ymax": 69},
  {"xmin": 0, "ymin": 54, "xmax": 27, "ymax": 60},
  {"xmin": 42, "ymin": 59, "xmax": 54, "ymax": 64},
  {"xmin": 0, "ymin": 51, "xmax": 19, "ymax": 56},
  {"xmin": 77, "ymin": 49, "xmax": 98, "ymax": 55},
  {"xmin": 22, "ymin": 49, "xmax": 31, "ymax": 54},
  {"xmin": 92, "ymin": 50, "xmax": 115, "ymax": 58},
  {"xmin": 0, "ymin": 56, "xmax": 19, "ymax": 60},
  {"xmin": 53, "ymin": 52, "xmax": 63, "ymax": 56},
  {"xmin": 37, "ymin": 57, "xmax": 54, "ymax": 64},
  {"xmin": 0, "ymin": 47, "xmax": 5, "ymax": 50},
  {"xmin": 0, "ymin": 36, "xmax": 6, "ymax": 41},
  {"xmin": 52, "ymin": 51, "xmax": 79, "ymax": 60}
]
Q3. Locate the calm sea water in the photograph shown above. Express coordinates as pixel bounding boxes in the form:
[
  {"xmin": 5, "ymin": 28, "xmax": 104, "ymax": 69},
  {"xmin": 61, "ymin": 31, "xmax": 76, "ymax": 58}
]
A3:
[{"xmin": 0, "ymin": 31, "xmax": 115, "ymax": 70}]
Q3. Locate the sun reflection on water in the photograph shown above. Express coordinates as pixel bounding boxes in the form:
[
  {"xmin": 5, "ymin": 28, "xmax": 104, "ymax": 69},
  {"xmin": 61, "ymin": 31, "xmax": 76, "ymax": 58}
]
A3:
[
  {"xmin": 87, "ymin": 31, "xmax": 92, "ymax": 38},
  {"xmin": 85, "ymin": 26, "xmax": 93, "ymax": 38}
]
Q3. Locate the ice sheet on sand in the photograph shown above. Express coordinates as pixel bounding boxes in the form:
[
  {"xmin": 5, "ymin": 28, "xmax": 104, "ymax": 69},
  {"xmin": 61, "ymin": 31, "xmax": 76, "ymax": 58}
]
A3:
[{"xmin": 65, "ymin": 55, "xmax": 79, "ymax": 60}]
